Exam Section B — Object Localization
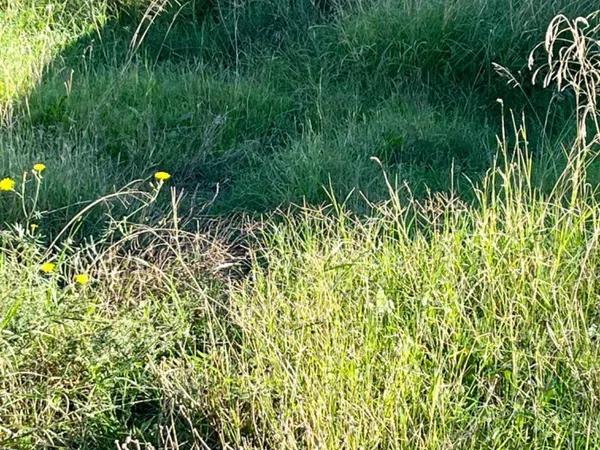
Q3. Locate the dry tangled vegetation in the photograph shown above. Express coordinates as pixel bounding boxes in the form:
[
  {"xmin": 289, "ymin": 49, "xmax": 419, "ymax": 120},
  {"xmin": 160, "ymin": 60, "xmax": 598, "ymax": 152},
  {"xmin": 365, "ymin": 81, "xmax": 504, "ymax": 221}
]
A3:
[{"xmin": 1, "ymin": 1, "xmax": 600, "ymax": 449}]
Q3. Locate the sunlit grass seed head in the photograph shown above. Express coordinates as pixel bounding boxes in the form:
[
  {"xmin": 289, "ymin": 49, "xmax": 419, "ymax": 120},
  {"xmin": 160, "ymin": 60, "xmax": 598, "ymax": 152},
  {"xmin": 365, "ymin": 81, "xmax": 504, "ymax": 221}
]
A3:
[
  {"xmin": 0, "ymin": 177, "xmax": 16, "ymax": 191},
  {"xmin": 33, "ymin": 163, "xmax": 46, "ymax": 174},
  {"xmin": 154, "ymin": 171, "xmax": 171, "ymax": 182},
  {"xmin": 40, "ymin": 262, "xmax": 57, "ymax": 274}
]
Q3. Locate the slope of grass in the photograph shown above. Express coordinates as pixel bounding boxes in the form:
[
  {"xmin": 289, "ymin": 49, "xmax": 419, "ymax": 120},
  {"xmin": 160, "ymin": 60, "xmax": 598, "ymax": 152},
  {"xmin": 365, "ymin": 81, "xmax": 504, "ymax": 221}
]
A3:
[
  {"xmin": 1, "ymin": 0, "xmax": 594, "ymax": 222},
  {"xmin": 2, "ymin": 141, "xmax": 600, "ymax": 448},
  {"xmin": 1, "ymin": 1, "xmax": 600, "ymax": 449}
]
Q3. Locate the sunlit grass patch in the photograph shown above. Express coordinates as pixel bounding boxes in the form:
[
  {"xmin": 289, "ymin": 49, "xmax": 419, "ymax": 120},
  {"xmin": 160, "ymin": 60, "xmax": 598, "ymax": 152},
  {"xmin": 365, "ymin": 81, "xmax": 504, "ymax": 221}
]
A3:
[
  {"xmin": 0, "ymin": 1, "xmax": 105, "ymax": 117},
  {"xmin": 0, "ymin": 168, "xmax": 233, "ymax": 448}
]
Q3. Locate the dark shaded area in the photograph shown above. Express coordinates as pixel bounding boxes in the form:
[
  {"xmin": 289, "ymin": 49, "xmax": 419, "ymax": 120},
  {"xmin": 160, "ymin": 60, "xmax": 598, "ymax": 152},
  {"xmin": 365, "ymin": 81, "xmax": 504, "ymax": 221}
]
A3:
[{"xmin": 13, "ymin": 0, "xmax": 587, "ymax": 227}]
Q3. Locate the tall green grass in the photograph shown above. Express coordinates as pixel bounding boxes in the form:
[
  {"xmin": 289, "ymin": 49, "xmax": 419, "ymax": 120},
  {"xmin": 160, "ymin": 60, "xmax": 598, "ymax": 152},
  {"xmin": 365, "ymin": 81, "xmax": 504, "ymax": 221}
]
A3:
[
  {"xmin": 205, "ymin": 165, "xmax": 600, "ymax": 448},
  {"xmin": 1, "ymin": 2, "xmax": 600, "ymax": 449},
  {"xmin": 3, "ymin": 116, "xmax": 600, "ymax": 448}
]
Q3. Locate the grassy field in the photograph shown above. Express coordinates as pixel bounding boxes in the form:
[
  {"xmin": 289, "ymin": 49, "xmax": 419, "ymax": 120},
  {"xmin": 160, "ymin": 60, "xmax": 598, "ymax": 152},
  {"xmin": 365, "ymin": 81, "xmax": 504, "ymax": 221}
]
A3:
[{"xmin": 1, "ymin": 1, "xmax": 600, "ymax": 448}]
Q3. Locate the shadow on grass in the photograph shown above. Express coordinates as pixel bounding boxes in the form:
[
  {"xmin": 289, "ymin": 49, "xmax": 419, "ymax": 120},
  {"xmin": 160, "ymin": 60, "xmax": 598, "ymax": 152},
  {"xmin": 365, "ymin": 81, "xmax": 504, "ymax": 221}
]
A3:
[
  {"xmin": 7, "ymin": 0, "xmax": 586, "ymax": 232},
  {"xmin": 9, "ymin": 1, "xmax": 502, "ymax": 225}
]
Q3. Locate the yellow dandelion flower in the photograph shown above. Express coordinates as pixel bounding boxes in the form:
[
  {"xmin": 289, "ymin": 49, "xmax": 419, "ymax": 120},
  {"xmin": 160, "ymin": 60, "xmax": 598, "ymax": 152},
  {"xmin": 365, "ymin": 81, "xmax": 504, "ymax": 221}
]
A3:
[
  {"xmin": 40, "ymin": 262, "xmax": 56, "ymax": 274},
  {"xmin": 74, "ymin": 273, "xmax": 90, "ymax": 285},
  {"xmin": 154, "ymin": 171, "xmax": 171, "ymax": 182},
  {"xmin": 0, "ymin": 177, "xmax": 16, "ymax": 192},
  {"xmin": 33, "ymin": 163, "xmax": 46, "ymax": 173}
]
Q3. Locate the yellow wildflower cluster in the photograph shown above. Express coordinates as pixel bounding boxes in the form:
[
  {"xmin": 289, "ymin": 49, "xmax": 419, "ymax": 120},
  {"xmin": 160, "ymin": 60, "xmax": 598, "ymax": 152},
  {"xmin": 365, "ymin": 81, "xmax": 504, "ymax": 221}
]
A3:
[
  {"xmin": 40, "ymin": 262, "xmax": 91, "ymax": 286},
  {"xmin": 1, "ymin": 163, "xmax": 48, "ymax": 192},
  {"xmin": 6, "ymin": 165, "xmax": 174, "ymax": 290}
]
